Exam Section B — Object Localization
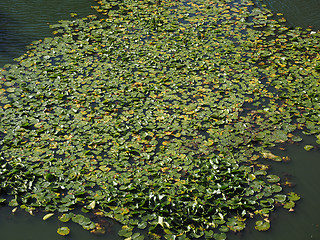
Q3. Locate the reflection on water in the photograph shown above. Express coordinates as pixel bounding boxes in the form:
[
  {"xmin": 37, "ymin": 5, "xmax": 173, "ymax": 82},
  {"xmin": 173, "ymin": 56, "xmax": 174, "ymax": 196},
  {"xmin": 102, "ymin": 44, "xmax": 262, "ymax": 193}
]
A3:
[
  {"xmin": 255, "ymin": 0, "xmax": 320, "ymax": 29},
  {"xmin": 0, "ymin": 0, "xmax": 99, "ymax": 66}
]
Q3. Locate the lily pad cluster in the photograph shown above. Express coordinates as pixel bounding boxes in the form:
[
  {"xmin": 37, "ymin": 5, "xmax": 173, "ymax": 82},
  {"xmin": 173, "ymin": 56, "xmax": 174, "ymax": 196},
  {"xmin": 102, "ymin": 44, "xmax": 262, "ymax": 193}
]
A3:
[{"xmin": 0, "ymin": 0, "xmax": 317, "ymax": 239}]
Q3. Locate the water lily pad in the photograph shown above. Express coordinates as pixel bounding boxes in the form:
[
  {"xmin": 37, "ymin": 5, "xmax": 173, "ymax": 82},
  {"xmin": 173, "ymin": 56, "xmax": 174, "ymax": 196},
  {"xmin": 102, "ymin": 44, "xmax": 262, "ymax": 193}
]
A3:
[
  {"xmin": 266, "ymin": 175, "xmax": 280, "ymax": 183},
  {"xmin": 283, "ymin": 201, "xmax": 295, "ymax": 209},
  {"xmin": 43, "ymin": 213, "xmax": 54, "ymax": 221},
  {"xmin": 261, "ymin": 151, "xmax": 282, "ymax": 161},
  {"xmin": 227, "ymin": 217, "xmax": 246, "ymax": 232},
  {"xmin": 132, "ymin": 233, "xmax": 145, "ymax": 240},
  {"xmin": 288, "ymin": 192, "xmax": 301, "ymax": 201},
  {"xmin": 0, "ymin": 0, "xmax": 313, "ymax": 238},
  {"xmin": 255, "ymin": 220, "xmax": 270, "ymax": 231},
  {"xmin": 72, "ymin": 214, "xmax": 92, "ymax": 227},
  {"xmin": 88, "ymin": 200, "xmax": 96, "ymax": 209},
  {"xmin": 213, "ymin": 233, "xmax": 227, "ymax": 240},
  {"xmin": 274, "ymin": 194, "xmax": 287, "ymax": 203},
  {"xmin": 57, "ymin": 227, "xmax": 70, "ymax": 236},
  {"xmin": 304, "ymin": 145, "xmax": 314, "ymax": 151},
  {"xmin": 59, "ymin": 213, "xmax": 74, "ymax": 223},
  {"xmin": 204, "ymin": 230, "xmax": 214, "ymax": 238},
  {"xmin": 291, "ymin": 135, "xmax": 302, "ymax": 142},
  {"xmin": 118, "ymin": 228, "xmax": 133, "ymax": 238}
]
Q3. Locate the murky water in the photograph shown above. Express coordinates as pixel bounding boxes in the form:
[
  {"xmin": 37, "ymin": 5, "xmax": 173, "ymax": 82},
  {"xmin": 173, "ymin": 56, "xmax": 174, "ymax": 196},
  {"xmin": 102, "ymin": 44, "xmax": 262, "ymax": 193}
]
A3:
[{"xmin": 0, "ymin": 0, "xmax": 319, "ymax": 239}]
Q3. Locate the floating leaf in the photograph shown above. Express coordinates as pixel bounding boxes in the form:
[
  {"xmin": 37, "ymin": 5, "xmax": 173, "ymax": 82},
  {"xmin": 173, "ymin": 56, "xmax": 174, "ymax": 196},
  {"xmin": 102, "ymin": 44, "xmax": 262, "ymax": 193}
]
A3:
[
  {"xmin": 118, "ymin": 228, "xmax": 132, "ymax": 238},
  {"xmin": 291, "ymin": 135, "xmax": 302, "ymax": 142},
  {"xmin": 227, "ymin": 217, "xmax": 246, "ymax": 232},
  {"xmin": 137, "ymin": 221, "xmax": 148, "ymax": 230},
  {"xmin": 57, "ymin": 227, "xmax": 70, "ymax": 236},
  {"xmin": 288, "ymin": 192, "xmax": 301, "ymax": 201},
  {"xmin": 261, "ymin": 151, "xmax": 282, "ymax": 161},
  {"xmin": 274, "ymin": 194, "xmax": 287, "ymax": 203},
  {"xmin": 213, "ymin": 233, "xmax": 227, "ymax": 240},
  {"xmin": 283, "ymin": 201, "xmax": 295, "ymax": 209},
  {"xmin": 255, "ymin": 220, "xmax": 270, "ymax": 231},
  {"xmin": 0, "ymin": 0, "xmax": 314, "ymax": 238},
  {"xmin": 43, "ymin": 213, "xmax": 54, "ymax": 221},
  {"xmin": 204, "ymin": 230, "xmax": 214, "ymax": 238},
  {"xmin": 266, "ymin": 175, "xmax": 280, "ymax": 183},
  {"xmin": 304, "ymin": 145, "xmax": 314, "ymax": 151},
  {"xmin": 132, "ymin": 233, "xmax": 145, "ymax": 240},
  {"xmin": 88, "ymin": 200, "xmax": 96, "ymax": 209}
]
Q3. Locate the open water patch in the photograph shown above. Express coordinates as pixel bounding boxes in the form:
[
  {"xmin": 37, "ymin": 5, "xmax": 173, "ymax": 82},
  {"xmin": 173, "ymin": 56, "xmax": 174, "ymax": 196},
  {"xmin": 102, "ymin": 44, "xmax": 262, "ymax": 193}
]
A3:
[
  {"xmin": 0, "ymin": 0, "xmax": 99, "ymax": 67},
  {"xmin": 253, "ymin": 0, "xmax": 320, "ymax": 29}
]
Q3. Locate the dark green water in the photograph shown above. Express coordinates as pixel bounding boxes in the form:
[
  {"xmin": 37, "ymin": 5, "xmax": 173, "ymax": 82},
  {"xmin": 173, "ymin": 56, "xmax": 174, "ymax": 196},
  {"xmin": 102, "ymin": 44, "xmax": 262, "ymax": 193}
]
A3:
[
  {"xmin": 0, "ymin": 0, "xmax": 319, "ymax": 240},
  {"xmin": 0, "ymin": 0, "xmax": 98, "ymax": 66},
  {"xmin": 228, "ymin": 135, "xmax": 320, "ymax": 240},
  {"xmin": 0, "ymin": 207, "xmax": 122, "ymax": 240},
  {"xmin": 255, "ymin": 0, "xmax": 320, "ymax": 29}
]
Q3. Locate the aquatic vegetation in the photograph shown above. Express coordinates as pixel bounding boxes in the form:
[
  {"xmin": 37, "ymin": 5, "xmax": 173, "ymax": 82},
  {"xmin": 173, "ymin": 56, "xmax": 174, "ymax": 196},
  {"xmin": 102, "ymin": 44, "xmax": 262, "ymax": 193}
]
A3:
[
  {"xmin": 57, "ymin": 226, "xmax": 71, "ymax": 236},
  {"xmin": 0, "ymin": 0, "xmax": 319, "ymax": 239}
]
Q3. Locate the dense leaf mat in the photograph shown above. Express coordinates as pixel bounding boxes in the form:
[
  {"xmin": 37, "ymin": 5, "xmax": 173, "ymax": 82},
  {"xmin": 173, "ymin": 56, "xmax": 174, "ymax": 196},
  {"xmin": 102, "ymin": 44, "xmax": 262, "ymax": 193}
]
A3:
[{"xmin": 0, "ymin": 0, "xmax": 319, "ymax": 239}]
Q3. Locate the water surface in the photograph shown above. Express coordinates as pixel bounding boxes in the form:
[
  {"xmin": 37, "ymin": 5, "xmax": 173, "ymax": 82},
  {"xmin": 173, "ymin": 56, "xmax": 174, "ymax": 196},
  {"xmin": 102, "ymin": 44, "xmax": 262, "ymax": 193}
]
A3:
[
  {"xmin": 0, "ymin": 0, "xmax": 98, "ymax": 66},
  {"xmin": 255, "ymin": 0, "xmax": 320, "ymax": 29},
  {"xmin": 0, "ymin": 1, "xmax": 319, "ymax": 240},
  {"xmin": 228, "ymin": 135, "xmax": 320, "ymax": 240}
]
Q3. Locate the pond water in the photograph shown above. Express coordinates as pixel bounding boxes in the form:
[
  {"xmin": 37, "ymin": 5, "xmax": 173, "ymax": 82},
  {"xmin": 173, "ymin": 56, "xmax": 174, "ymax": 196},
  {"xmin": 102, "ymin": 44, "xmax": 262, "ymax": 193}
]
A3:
[
  {"xmin": 0, "ymin": 0, "xmax": 99, "ymax": 67},
  {"xmin": 0, "ymin": 0, "xmax": 319, "ymax": 240},
  {"xmin": 228, "ymin": 134, "xmax": 320, "ymax": 240},
  {"xmin": 0, "ymin": 206, "xmax": 122, "ymax": 240},
  {"xmin": 254, "ymin": 0, "xmax": 320, "ymax": 29}
]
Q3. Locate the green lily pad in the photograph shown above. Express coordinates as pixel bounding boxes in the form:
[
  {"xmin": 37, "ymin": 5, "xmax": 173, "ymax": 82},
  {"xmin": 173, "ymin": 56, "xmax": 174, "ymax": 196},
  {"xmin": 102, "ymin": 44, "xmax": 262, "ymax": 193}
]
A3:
[
  {"xmin": 255, "ymin": 220, "xmax": 270, "ymax": 231},
  {"xmin": 43, "ymin": 213, "xmax": 54, "ymax": 221},
  {"xmin": 304, "ymin": 145, "xmax": 314, "ymax": 151},
  {"xmin": 291, "ymin": 135, "xmax": 302, "ymax": 142},
  {"xmin": 57, "ymin": 227, "xmax": 70, "ymax": 236},
  {"xmin": 0, "ymin": 0, "xmax": 316, "ymax": 238},
  {"xmin": 59, "ymin": 213, "xmax": 74, "ymax": 223},
  {"xmin": 261, "ymin": 151, "xmax": 282, "ymax": 161},
  {"xmin": 137, "ymin": 221, "xmax": 148, "ymax": 230},
  {"xmin": 204, "ymin": 230, "xmax": 214, "ymax": 238},
  {"xmin": 213, "ymin": 233, "xmax": 227, "ymax": 240},
  {"xmin": 288, "ymin": 192, "xmax": 301, "ymax": 201},
  {"xmin": 72, "ymin": 214, "xmax": 92, "ymax": 227},
  {"xmin": 132, "ymin": 233, "xmax": 145, "ymax": 240},
  {"xmin": 118, "ymin": 228, "xmax": 133, "ymax": 238},
  {"xmin": 274, "ymin": 194, "xmax": 287, "ymax": 203},
  {"xmin": 283, "ymin": 201, "xmax": 295, "ymax": 209},
  {"xmin": 266, "ymin": 175, "xmax": 280, "ymax": 183},
  {"xmin": 227, "ymin": 217, "xmax": 246, "ymax": 232}
]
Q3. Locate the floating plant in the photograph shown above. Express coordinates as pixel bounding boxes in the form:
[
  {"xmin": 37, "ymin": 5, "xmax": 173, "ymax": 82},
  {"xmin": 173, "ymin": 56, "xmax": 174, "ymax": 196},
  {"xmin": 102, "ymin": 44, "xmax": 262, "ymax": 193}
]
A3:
[{"xmin": 0, "ymin": 0, "xmax": 318, "ymax": 239}]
